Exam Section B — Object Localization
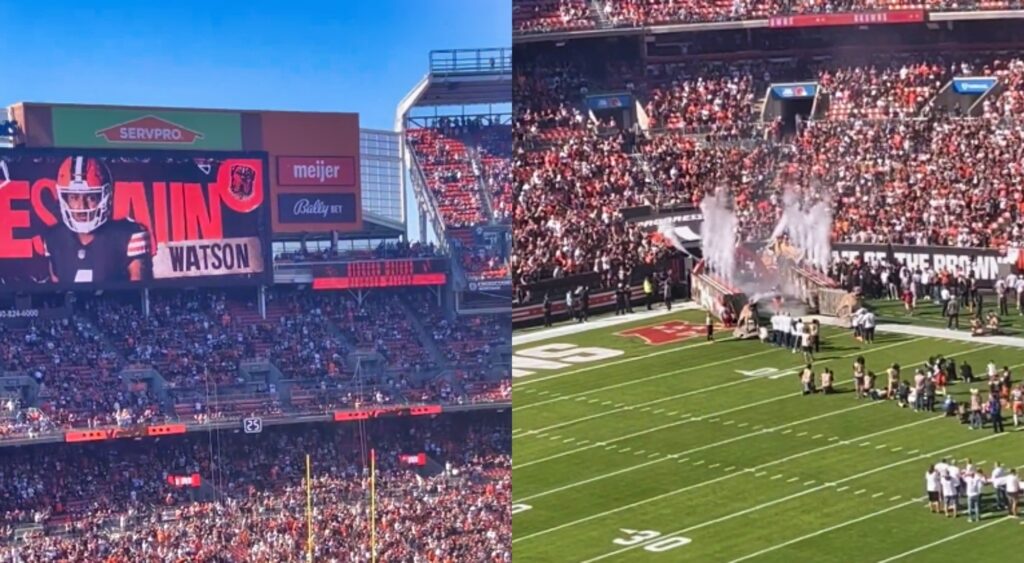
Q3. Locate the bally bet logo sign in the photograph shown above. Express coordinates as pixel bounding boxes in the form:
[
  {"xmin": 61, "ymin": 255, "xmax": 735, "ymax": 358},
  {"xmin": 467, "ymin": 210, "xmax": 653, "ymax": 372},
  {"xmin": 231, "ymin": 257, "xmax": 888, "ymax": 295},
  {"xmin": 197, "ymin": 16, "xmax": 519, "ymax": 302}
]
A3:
[{"xmin": 96, "ymin": 115, "xmax": 204, "ymax": 145}]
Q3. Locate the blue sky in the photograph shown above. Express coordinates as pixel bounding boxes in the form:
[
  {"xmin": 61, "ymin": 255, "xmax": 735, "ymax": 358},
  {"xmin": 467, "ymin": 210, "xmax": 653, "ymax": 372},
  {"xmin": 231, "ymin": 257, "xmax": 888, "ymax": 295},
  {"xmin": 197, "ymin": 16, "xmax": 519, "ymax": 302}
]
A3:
[
  {"xmin": 0, "ymin": 0, "xmax": 511, "ymax": 241},
  {"xmin": 1, "ymin": 0, "xmax": 510, "ymax": 129}
]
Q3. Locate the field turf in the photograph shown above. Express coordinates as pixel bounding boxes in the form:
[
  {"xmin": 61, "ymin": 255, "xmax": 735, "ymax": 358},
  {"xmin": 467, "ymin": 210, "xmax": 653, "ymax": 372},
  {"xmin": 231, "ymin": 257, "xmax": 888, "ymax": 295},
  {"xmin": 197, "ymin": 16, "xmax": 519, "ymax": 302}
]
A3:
[{"xmin": 512, "ymin": 309, "xmax": 1024, "ymax": 562}]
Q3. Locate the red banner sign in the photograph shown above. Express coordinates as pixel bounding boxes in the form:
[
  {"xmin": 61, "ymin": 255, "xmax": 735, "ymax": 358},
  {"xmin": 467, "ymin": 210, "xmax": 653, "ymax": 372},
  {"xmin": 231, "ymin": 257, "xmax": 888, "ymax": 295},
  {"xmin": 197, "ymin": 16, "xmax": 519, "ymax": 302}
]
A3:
[
  {"xmin": 769, "ymin": 10, "xmax": 925, "ymax": 28},
  {"xmin": 167, "ymin": 473, "xmax": 202, "ymax": 488},
  {"xmin": 146, "ymin": 423, "xmax": 187, "ymax": 437},
  {"xmin": 276, "ymin": 156, "xmax": 356, "ymax": 188},
  {"xmin": 399, "ymin": 453, "xmax": 427, "ymax": 466}
]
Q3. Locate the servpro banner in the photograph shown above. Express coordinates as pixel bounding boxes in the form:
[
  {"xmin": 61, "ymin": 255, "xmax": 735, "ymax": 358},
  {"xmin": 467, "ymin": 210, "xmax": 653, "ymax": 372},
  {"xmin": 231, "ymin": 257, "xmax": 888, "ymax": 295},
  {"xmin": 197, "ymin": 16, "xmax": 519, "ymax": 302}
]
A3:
[
  {"xmin": 50, "ymin": 107, "xmax": 243, "ymax": 150},
  {"xmin": 0, "ymin": 148, "xmax": 270, "ymax": 291},
  {"xmin": 831, "ymin": 243, "xmax": 1022, "ymax": 286}
]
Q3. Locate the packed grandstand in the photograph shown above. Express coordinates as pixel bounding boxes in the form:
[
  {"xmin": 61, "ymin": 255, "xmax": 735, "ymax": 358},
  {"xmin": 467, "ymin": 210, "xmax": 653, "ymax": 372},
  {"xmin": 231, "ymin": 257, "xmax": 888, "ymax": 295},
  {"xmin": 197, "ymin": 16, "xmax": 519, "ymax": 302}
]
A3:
[
  {"xmin": 0, "ymin": 48, "xmax": 512, "ymax": 560},
  {"xmin": 512, "ymin": 14, "xmax": 1024, "ymax": 311},
  {"xmin": 514, "ymin": 0, "xmax": 1024, "ymax": 32}
]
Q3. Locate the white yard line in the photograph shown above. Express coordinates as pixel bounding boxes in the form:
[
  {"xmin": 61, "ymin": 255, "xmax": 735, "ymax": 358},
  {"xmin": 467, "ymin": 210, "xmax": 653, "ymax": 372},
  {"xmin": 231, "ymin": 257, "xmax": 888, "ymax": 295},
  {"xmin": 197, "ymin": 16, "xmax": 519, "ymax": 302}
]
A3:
[
  {"xmin": 516, "ymin": 403, "xmax": 877, "ymax": 496},
  {"xmin": 579, "ymin": 433, "xmax": 1006, "ymax": 561},
  {"xmin": 512, "ymin": 416, "xmax": 941, "ymax": 544},
  {"xmin": 876, "ymin": 516, "xmax": 1010, "ymax": 562},
  {"xmin": 728, "ymin": 498, "xmax": 923, "ymax": 562},
  {"xmin": 513, "ymin": 347, "xmax": 775, "ymax": 409},
  {"xmin": 515, "ymin": 336, "xmax": 932, "ymax": 437}
]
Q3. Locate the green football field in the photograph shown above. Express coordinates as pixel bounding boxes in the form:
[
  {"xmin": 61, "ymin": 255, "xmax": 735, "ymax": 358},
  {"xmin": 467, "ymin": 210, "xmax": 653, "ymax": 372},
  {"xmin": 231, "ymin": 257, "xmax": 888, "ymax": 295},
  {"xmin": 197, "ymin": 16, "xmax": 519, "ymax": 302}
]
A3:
[{"xmin": 512, "ymin": 309, "xmax": 1024, "ymax": 562}]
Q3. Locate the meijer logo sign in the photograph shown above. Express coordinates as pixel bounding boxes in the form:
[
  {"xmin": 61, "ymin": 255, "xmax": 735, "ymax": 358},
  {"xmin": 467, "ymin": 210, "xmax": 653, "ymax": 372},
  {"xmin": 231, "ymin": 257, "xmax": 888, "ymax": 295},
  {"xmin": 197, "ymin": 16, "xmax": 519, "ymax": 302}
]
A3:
[{"xmin": 277, "ymin": 156, "xmax": 356, "ymax": 187}]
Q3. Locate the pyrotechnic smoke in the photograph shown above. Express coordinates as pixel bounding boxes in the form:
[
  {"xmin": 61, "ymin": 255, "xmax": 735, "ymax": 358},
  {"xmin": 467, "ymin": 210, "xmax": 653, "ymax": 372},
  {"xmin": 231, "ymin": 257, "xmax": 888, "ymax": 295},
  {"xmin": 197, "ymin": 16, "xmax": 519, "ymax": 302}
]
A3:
[
  {"xmin": 690, "ymin": 187, "xmax": 832, "ymax": 315},
  {"xmin": 699, "ymin": 190, "xmax": 737, "ymax": 284},
  {"xmin": 770, "ymin": 188, "xmax": 832, "ymax": 271}
]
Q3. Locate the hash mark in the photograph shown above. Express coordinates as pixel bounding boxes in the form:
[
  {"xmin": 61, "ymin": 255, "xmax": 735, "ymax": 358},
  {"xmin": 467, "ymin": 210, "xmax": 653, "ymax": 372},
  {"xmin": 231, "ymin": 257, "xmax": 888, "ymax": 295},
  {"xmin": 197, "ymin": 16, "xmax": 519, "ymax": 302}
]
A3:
[{"xmin": 787, "ymin": 477, "xmax": 799, "ymax": 483}]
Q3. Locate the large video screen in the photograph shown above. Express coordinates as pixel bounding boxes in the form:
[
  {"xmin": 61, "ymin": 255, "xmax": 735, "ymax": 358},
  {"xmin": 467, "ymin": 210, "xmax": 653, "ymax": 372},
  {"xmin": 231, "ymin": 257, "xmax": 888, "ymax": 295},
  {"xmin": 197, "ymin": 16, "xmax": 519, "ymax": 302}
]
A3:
[{"xmin": 0, "ymin": 149, "xmax": 271, "ymax": 291}]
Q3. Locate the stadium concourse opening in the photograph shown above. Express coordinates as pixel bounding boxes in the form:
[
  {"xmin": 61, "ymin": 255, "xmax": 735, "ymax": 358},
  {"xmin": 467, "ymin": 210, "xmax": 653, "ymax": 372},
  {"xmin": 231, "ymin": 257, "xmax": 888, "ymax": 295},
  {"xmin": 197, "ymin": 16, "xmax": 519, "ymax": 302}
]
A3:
[
  {"xmin": 513, "ymin": 3, "xmax": 1024, "ymax": 561},
  {"xmin": 0, "ymin": 50, "xmax": 511, "ymax": 558}
]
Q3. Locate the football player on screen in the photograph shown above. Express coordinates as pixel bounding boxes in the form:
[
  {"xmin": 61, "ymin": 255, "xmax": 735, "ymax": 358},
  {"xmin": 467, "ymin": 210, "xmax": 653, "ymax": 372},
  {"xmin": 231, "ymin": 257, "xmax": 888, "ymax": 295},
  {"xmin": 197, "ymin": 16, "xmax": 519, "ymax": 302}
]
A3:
[{"xmin": 43, "ymin": 156, "xmax": 151, "ymax": 284}]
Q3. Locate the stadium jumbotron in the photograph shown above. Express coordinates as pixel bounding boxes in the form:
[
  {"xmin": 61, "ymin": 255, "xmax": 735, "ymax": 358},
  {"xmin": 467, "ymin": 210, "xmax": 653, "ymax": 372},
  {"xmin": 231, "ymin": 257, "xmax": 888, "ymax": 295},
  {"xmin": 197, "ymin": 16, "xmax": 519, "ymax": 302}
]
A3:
[{"xmin": 512, "ymin": 2, "xmax": 1024, "ymax": 561}]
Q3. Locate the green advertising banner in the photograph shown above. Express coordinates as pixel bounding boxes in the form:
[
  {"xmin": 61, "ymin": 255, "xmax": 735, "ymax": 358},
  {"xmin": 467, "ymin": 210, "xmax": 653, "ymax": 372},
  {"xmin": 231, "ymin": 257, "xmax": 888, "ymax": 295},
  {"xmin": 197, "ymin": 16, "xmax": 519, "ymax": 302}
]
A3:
[{"xmin": 51, "ymin": 107, "xmax": 242, "ymax": 150}]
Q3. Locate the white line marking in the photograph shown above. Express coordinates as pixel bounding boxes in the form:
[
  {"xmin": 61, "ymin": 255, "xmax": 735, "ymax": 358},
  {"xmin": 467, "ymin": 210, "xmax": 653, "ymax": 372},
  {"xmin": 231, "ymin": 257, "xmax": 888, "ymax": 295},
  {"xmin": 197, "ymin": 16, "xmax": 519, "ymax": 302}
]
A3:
[
  {"xmin": 787, "ymin": 477, "xmax": 799, "ymax": 483},
  {"xmin": 708, "ymin": 463, "xmax": 721, "ymax": 469},
  {"xmin": 803, "ymin": 480, "xmax": 816, "ymax": 486},
  {"xmin": 724, "ymin": 466, "xmax": 735, "ymax": 472},
  {"xmin": 891, "ymin": 447, "xmax": 902, "ymax": 452},
  {"xmin": 577, "ymin": 434, "xmax": 1006, "ymax": 561},
  {"xmin": 512, "ymin": 417, "xmax": 948, "ymax": 545},
  {"xmin": 876, "ymin": 444, "xmax": 888, "ymax": 450},
  {"xmin": 620, "ymin": 448, "xmax": 631, "ymax": 453},
  {"xmin": 770, "ymin": 474, "xmax": 783, "ymax": 480},
  {"xmin": 668, "ymin": 411, "xmax": 678, "ymax": 416},
  {"xmin": 728, "ymin": 498, "xmax": 922, "ymax": 562},
  {"xmin": 907, "ymin": 449, "xmax": 919, "ymax": 455},
  {"xmin": 797, "ymin": 432, "xmax": 808, "ymax": 437},
  {"xmin": 649, "ymin": 453, "xmax": 659, "ymax": 458},
  {"xmin": 563, "ymin": 438, "xmax": 575, "ymax": 443},
  {"xmin": 737, "ymin": 422, "xmax": 749, "ymax": 428},
  {"xmin": 515, "ymin": 402, "xmax": 877, "ymax": 490},
  {"xmin": 723, "ymin": 420, "xmax": 736, "ymax": 426},
  {"xmin": 781, "ymin": 429, "xmax": 792, "ymax": 434},
  {"xmin": 890, "ymin": 495, "xmax": 901, "ymax": 501},
  {"xmin": 693, "ymin": 460, "xmax": 705, "ymax": 466},
  {"xmin": 755, "ymin": 472, "xmax": 768, "ymax": 477},
  {"xmin": 634, "ymin": 450, "xmax": 645, "ymax": 455},
  {"xmin": 514, "ymin": 342, "xmax": 771, "ymax": 391},
  {"xmin": 836, "ymin": 486, "xmax": 849, "ymax": 492},
  {"xmin": 811, "ymin": 434, "xmax": 823, "ymax": 439},
  {"xmin": 876, "ymin": 516, "xmax": 1009, "ymax": 562},
  {"xmin": 854, "ymin": 490, "xmax": 866, "ymax": 495},
  {"xmin": 872, "ymin": 492, "xmax": 884, "ymax": 498},
  {"xmin": 517, "ymin": 397, "xmax": 872, "ymax": 468},
  {"xmin": 653, "ymin": 409, "xmax": 665, "ymax": 414}
]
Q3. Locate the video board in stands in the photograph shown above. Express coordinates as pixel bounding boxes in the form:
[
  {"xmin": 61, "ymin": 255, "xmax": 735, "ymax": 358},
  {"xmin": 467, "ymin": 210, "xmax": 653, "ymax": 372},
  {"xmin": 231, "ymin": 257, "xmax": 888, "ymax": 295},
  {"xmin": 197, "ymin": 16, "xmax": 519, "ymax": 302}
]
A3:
[
  {"xmin": 312, "ymin": 258, "xmax": 448, "ymax": 290},
  {"xmin": 0, "ymin": 148, "xmax": 271, "ymax": 291}
]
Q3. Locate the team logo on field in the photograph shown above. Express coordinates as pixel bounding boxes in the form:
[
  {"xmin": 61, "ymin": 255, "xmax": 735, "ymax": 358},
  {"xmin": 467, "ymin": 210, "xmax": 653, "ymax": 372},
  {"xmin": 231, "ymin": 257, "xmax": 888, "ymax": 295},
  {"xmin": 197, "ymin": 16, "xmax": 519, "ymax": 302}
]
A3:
[{"xmin": 618, "ymin": 321, "xmax": 702, "ymax": 345}]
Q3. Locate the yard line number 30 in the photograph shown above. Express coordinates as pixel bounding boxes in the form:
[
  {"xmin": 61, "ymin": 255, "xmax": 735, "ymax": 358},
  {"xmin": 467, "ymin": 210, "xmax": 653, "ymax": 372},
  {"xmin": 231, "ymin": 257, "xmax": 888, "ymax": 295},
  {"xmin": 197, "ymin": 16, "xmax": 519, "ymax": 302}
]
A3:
[{"xmin": 613, "ymin": 529, "xmax": 692, "ymax": 553}]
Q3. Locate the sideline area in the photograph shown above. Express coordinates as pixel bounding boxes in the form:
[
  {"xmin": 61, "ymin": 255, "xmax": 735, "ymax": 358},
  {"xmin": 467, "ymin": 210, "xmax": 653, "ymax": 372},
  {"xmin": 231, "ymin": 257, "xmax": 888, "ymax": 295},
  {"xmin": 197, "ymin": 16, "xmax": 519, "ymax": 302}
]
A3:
[{"xmin": 514, "ymin": 302, "xmax": 1024, "ymax": 350}]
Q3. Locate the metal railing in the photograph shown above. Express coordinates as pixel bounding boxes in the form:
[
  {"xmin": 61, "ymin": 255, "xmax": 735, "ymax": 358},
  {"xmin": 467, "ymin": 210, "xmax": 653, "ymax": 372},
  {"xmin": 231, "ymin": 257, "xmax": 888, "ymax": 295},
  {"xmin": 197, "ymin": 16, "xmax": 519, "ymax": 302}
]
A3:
[{"xmin": 429, "ymin": 48, "xmax": 511, "ymax": 76}]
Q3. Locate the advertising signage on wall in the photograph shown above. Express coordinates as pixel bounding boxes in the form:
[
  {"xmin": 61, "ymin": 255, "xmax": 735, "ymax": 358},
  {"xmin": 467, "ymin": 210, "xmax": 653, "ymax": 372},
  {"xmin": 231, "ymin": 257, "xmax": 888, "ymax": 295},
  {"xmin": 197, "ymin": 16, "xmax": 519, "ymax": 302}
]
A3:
[
  {"xmin": 831, "ymin": 243, "xmax": 1022, "ymax": 286},
  {"xmin": 0, "ymin": 148, "xmax": 270, "ymax": 291},
  {"xmin": 277, "ymin": 193, "xmax": 358, "ymax": 224},
  {"xmin": 311, "ymin": 258, "xmax": 448, "ymax": 290},
  {"xmin": 50, "ymin": 107, "xmax": 243, "ymax": 150},
  {"xmin": 261, "ymin": 112, "xmax": 363, "ymax": 234},
  {"xmin": 10, "ymin": 103, "xmax": 365, "ymax": 235}
]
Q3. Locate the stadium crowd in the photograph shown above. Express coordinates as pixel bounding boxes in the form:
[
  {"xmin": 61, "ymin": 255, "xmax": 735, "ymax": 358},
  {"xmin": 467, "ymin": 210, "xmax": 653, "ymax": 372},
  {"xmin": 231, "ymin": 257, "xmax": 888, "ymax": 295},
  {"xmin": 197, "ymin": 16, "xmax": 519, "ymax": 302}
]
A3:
[
  {"xmin": 514, "ymin": 52, "xmax": 1024, "ymax": 289},
  {"xmin": 515, "ymin": 1, "xmax": 1024, "ymax": 31},
  {"xmin": 0, "ymin": 414, "xmax": 510, "ymax": 562},
  {"xmin": 0, "ymin": 288, "xmax": 509, "ymax": 440}
]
